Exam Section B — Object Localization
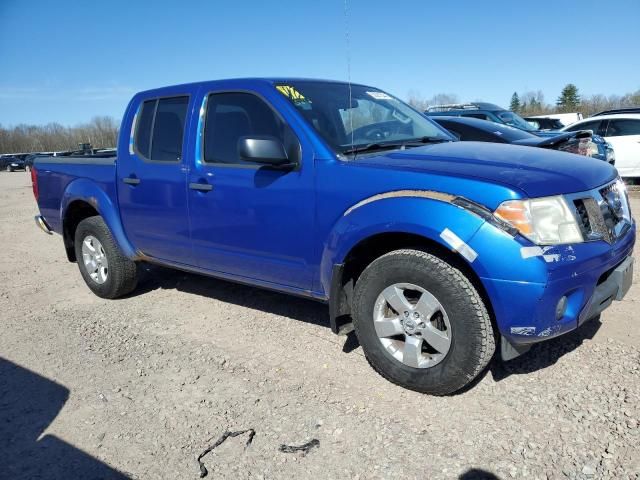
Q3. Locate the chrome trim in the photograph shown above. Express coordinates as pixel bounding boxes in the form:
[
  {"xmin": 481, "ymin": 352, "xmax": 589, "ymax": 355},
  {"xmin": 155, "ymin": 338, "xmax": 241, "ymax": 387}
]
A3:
[
  {"xmin": 564, "ymin": 179, "xmax": 633, "ymax": 244},
  {"xmin": 35, "ymin": 215, "xmax": 53, "ymax": 235},
  {"xmin": 343, "ymin": 190, "xmax": 455, "ymax": 217}
]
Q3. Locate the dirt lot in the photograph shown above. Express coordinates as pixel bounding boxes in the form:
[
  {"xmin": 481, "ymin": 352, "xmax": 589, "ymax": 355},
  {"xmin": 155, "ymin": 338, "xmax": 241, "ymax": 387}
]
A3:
[{"xmin": 1, "ymin": 171, "xmax": 639, "ymax": 480}]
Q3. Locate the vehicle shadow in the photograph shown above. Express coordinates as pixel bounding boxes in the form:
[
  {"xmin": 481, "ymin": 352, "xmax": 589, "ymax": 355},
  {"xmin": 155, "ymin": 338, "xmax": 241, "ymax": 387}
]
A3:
[
  {"xmin": 132, "ymin": 264, "xmax": 604, "ymax": 380},
  {"xmin": 459, "ymin": 469, "xmax": 501, "ymax": 479},
  {"xmin": 133, "ymin": 263, "xmax": 332, "ymax": 329},
  {"xmin": 489, "ymin": 317, "xmax": 602, "ymax": 382},
  {"xmin": 0, "ymin": 357, "xmax": 130, "ymax": 480}
]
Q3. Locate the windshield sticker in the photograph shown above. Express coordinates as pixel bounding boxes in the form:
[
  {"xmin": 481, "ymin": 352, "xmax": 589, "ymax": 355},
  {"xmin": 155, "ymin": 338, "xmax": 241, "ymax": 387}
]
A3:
[
  {"xmin": 366, "ymin": 91, "xmax": 392, "ymax": 100},
  {"xmin": 276, "ymin": 85, "xmax": 309, "ymax": 104}
]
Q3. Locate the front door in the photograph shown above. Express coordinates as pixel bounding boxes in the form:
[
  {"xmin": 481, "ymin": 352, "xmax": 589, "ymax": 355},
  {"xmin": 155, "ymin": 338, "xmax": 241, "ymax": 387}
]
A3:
[
  {"xmin": 187, "ymin": 91, "xmax": 314, "ymax": 291},
  {"xmin": 604, "ymin": 118, "xmax": 640, "ymax": 177},
  {"xmin": 117, "ymin": 95, "xmax": 193, "ymax": 264}
]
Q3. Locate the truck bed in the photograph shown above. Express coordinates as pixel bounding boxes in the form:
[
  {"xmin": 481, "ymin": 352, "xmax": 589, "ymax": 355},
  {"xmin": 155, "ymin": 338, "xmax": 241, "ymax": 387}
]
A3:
[{"xmin": 34, "ymin": 155, "xmax": 117, "ymax": 235}]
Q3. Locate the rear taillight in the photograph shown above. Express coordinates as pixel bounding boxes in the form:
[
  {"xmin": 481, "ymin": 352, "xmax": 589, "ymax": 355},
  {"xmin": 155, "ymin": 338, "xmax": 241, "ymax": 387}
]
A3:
[{"xmin": 31, "ymin": 167, "xmax": 39, "ymax": 201}]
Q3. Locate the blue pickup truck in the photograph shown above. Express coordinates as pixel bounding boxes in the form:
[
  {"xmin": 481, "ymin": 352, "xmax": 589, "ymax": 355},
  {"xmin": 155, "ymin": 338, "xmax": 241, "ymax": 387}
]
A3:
[{"xmin": 32, "ymin": 78, "xmax": 635, "ymax": 395}]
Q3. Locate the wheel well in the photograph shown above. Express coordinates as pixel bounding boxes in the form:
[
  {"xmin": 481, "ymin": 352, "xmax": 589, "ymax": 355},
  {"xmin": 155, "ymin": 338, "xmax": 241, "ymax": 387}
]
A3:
[
  {"xmin": 63, "ymin": 201, "xmax": 99, "ymax": 261},
  {"xmin": 330, "ymin": 232, "xmax": 496, "ymax": 334}
]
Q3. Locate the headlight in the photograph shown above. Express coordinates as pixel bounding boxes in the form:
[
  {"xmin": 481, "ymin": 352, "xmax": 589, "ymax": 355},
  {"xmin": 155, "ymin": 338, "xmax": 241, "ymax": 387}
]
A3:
[
  {"xmin": 606, "ymin": 146, "xmax": 615, "ymax": 164},
  {"xmin": 494, "ymin": 195, "xmax": 583, "ymax": 245}
]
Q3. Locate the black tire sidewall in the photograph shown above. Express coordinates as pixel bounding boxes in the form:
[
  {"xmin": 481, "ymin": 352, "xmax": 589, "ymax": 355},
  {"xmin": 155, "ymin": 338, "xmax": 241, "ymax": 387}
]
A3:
[
  {"xmin": 74, "ymin": 217, "xmax": 129, "ymax": 298},
  {"xmin": 353, "ymin": 250, "xmax": 490, "ymax": 394}
]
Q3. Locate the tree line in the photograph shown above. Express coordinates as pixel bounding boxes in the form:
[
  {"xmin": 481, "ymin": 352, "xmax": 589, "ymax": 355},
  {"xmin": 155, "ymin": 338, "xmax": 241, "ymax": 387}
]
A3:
[
  {"xmin": 0, "ymin": 116, "xmax": 119, "ymax": 154},
  {"xmin": 510, "ymin": 84, "xmax": 640, "ymax": 116},
  {"xmin": 408, "ymin": 85, "xmax": 640, "ymax": 117}
]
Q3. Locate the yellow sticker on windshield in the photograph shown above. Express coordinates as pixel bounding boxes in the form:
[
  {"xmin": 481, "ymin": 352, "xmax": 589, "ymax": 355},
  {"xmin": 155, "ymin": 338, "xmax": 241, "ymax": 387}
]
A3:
[{"xmin": 276, "ymin": 85, "xmax": 308, "ymax": 103}]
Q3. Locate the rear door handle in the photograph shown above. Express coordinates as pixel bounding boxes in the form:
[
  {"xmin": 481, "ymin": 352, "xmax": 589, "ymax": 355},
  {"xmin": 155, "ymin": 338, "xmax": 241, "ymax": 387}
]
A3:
[
  {"xmin": 189, "ymin": 182, "xmax": 213, "ymax": 192},
  {"xmin": 122, "ymin": 177, "xmax": 141, "ymax": 185}
]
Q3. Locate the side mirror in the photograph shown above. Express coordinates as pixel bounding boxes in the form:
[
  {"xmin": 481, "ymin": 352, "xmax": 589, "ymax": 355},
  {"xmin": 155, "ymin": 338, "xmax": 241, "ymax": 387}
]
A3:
[{"xmin": 238, "ymin": 136, "xmax": 290, "ymax": 165}]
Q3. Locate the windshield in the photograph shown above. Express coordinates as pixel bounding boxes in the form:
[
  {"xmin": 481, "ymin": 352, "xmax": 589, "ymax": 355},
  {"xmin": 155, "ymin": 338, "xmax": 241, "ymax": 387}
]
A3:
[
  {"xmin": 496, "ymin": 111, "xmax": 536, "ymax": 131},
  {"xmin": 275, "ymin": 81, "xmax": 453, "ymax": 156}
]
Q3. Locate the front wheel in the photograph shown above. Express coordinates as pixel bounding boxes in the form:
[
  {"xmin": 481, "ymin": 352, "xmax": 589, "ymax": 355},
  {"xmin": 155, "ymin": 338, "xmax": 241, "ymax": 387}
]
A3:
[
  {"xmin": 74, "ymin": 216, "xmax": 138, "ymax": 299},
  {"xmin": 6, "ymin": 165, "xmax": 12, "ymax": 172},
  {"xmin": 352, "ymin": 249, "xmax": 495, "ymax": 395}
]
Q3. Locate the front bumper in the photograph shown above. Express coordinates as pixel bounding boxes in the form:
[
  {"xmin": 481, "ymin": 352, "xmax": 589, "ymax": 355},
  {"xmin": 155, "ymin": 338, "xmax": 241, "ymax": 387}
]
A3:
[{"xmin": 466, "ymin": 218, "xmax": 635, "ymax": 360}]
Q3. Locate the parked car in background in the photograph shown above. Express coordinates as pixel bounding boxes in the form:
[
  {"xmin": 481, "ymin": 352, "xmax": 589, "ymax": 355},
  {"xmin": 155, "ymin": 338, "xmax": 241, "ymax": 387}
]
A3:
[
  {"xmin": 31, "ymin": 78, "xmax": 635, "ymax": 395},
  {"xmin": 561, "ymin": 114, "xmax": 640, "ymax": 177},
  {"xmin": 526, "ymin": 113, "xmax": 583, "ymax": 128},
  {"xmin": 25, "ymin": 154, "xmax": 48, "ymax": 172},
  {"xmin": 592, "ymin": 107, "xmax": 640, "ymax": 117},
  {"xmin": 524, "ymin": 117, "xmax": 565, "ymax": 131},
  {"xmin": 0, "ymin": 155, "xmax": 26, "ymax": 172},
  {"xmin": 425, "ymin": 102, "xmax": 542, "ymax": 133},
  {"xmin": 432, "ymin": 116, "xmax": 615, "ymax": 164}
]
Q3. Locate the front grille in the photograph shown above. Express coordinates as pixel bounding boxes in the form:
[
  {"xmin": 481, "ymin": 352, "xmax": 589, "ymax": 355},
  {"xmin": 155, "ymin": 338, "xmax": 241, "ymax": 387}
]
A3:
[
  {"xmin": 573, "ymin": 199, "xmax": 591, "ymax": 236},
  {"xmin": 567, "ymin": 180, "xmax": 632, "ymax": 244}
]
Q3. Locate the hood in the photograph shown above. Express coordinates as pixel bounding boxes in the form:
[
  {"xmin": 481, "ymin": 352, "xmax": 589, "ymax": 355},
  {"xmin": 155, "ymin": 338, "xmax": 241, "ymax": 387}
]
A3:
[
  {"xmin": 354, "ymin": 141, "xmax": 616, "ymax": 197},
  {"xmin": 512, "ymin": 131, "xmax": 592, "ymax": 148}
]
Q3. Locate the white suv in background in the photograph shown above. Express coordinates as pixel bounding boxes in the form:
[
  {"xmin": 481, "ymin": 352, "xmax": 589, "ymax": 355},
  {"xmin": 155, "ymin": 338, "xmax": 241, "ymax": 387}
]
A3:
[{"xmin": 561, "ymin": 110, "xmax": 640, "ymax": 178}]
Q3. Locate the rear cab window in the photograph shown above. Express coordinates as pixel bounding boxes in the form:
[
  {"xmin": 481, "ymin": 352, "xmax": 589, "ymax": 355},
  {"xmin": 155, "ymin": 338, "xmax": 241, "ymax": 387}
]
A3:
[{"xmin": 133, "ymin": 96, "xmax": 189, "ymax": 162}]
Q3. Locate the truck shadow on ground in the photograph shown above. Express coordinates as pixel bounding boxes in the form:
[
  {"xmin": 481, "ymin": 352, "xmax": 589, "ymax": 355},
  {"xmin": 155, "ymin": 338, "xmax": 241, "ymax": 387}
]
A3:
[
  {"xmin": 133, "ymin": 264, "xmax": 603, "ymax": 382},
  {"xmin": 0, "ymin": 357, "xmax": 130, "ymax": 479}
]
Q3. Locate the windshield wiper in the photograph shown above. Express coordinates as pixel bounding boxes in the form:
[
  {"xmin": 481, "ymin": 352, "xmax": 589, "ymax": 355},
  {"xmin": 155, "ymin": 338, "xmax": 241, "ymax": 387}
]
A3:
[
  {"xmin": 342, "ymin": 137, "xmax": 450, "ymax": 157},
  {"xmin": 341, "ymin": 142, "xmax": 405, "ymax": 156},
  {"xmin": 400, "ymin": 136, "xmax": 452, "ymax": 146}
]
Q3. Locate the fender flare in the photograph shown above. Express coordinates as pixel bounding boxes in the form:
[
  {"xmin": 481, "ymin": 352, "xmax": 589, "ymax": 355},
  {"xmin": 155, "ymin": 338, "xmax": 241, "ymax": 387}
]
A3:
[
  {"xmin": 60, "ymin": 178, "xmax": 137, "ymax": 259},
  {"xmin": 320, "ymin": 196, "xmax": 489, "ymax": 332}
]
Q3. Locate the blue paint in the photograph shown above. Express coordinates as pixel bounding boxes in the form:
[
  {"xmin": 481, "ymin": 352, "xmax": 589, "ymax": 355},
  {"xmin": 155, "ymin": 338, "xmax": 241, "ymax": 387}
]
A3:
[{"xmin": 33, "ymin": 78, "xmax": 635, "ymax": 350}]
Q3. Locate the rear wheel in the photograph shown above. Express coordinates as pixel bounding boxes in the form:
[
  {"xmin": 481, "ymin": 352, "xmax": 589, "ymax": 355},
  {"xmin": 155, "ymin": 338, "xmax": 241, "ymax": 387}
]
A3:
[
  {"xmin": 74, "ymin": 216, "xmax": 138, "ymax": 299},
  {"xmin": 352, "ymin": 249, "xmax": 495, "ymax": 395}
]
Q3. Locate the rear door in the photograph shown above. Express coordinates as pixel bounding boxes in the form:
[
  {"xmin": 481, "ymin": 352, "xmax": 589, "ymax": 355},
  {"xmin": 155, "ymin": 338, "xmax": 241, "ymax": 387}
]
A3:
[
  {"xmin": 603, "ymin": 118, "xmax": 640, "ymax": 177},
  {"xmin": 117, "ymin": 95, "xmax": 193, "ymax": 264},
  {"xmin": 187, "ymin": 90, "xmax": 314, "ymax": 291}
]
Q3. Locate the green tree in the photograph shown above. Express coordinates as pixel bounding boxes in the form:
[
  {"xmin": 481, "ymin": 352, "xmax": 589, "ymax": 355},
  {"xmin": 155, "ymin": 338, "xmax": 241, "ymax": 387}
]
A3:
[
  {"xmin": 510, "ymin": 92, "xmax": 521, "ymax": 112},
  {"xmin": 556, "ymin": 84, "xmax": 581, "ymax": 112}
]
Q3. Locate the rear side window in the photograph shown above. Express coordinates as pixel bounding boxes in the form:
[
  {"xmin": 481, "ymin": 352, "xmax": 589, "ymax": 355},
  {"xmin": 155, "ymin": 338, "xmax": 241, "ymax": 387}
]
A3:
[
  {"xmin": 134, "ymin": 96, "xmax": 189, "ymax": 161},
  {"xmin": 134, "ymin": 100, "xmax": 156, "ymax": 158},
  {"xmin": 463, "ymin": 113, "xmax": 490, "ymax": 120},
  {"xmin": 606, "ymin": 119, "xmax": 640, "ymax": 137},
  {"xmin": 204, "ymin": 92, "xmax": 297, "ymax": 165}
]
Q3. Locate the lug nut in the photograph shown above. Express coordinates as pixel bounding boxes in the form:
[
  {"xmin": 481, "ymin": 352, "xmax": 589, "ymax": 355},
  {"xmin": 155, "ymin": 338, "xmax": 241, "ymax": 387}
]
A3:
[{"xmin": 413, "ymin": 312, "xmax": 420, "ymax": 319}]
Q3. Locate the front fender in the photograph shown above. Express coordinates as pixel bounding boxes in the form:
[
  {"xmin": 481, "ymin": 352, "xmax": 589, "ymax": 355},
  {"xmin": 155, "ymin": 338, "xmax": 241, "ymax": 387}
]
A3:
[
  {"xmin": 61, "ymin": 178, "xmax": 137, "ymax": 258},
  {"xmin": 318, "ymin": 196, "xmax": 487, "ymax": 295}
]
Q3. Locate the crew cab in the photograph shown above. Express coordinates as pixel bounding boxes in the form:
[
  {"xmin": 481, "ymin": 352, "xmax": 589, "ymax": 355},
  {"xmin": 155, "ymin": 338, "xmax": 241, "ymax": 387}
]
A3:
[{"xmin": 32, "ymin": 79, "xmax": 635, "ymax": 395}]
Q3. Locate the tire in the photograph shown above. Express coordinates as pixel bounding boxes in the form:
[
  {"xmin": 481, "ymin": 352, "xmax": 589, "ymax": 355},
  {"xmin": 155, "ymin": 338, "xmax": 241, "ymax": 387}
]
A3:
[
  {"xmin": 74, "ymin": 216, "xmax": 138, "ymax": 299},
  {"xmin": 352, "ymin": 249, "xmax": 495, "ymax": 395}
]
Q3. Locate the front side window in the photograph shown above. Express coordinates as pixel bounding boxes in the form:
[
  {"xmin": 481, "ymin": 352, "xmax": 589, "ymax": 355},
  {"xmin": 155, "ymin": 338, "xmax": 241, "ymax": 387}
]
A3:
[
  {"xmin": 566, "ymin": 120, "xmax": 601, "ymax": 134},
  {"xmin": 606, "ymin": 119, "xmax": 640, "ymax": 137},
  {"xmin": 134, "ymin": 96, "xmax": 189, "ymax": 161},
  {"xmin": 275, "ymin": 81, "xmax": 452, "ymax": 156},
  {"xmin": 203, "ymin": 92, "xmax": 297, "ymax": 165}
]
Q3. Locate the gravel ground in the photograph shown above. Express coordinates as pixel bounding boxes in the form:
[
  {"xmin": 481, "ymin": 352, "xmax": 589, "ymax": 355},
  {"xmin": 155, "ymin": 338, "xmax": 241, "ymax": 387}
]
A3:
[{"xmin": 1, "ymin": 171, "xmax": 639, "ymax": 480}]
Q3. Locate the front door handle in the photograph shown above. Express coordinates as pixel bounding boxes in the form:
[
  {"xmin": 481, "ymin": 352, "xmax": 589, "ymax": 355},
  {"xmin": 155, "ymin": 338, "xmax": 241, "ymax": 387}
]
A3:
[
  {"xmin": 122, "ymin": 177, "xmax": 141, "ymax": 185},
  {"xmin": 189, "ymin": 182, "xmax": 213, "ymax": 192}
]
